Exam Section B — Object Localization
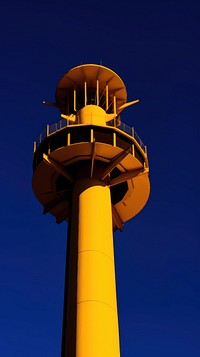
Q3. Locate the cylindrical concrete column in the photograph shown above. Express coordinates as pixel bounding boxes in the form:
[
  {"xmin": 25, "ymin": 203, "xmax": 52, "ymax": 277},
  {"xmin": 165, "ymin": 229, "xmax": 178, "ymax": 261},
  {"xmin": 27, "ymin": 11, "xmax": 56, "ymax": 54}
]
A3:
[{"xmin": 75, "ymin": 180, "xmax": 120, "ymax": 357}]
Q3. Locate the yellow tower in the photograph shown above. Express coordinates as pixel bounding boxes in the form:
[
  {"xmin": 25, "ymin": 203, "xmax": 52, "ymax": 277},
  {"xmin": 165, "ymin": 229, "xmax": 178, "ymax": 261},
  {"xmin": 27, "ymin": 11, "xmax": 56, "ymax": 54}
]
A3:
[{"xmin": 32, "ymin": 64, "xmax": 150, "ymax": 357}]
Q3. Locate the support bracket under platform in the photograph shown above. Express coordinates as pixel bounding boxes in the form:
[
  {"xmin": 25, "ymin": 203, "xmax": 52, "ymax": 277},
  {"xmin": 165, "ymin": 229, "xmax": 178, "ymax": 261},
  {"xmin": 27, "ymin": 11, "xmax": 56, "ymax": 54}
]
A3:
[
  {"xmin": 101, "ymin": 148, "xmax": 130, "ymax": 181},
  {"xmin": 43, "ymin": 154, "xmax": 74, "ymax": 183},
  {"xmin": 109, "ymin": 168, "xmax": 149, "ymax": 186}
]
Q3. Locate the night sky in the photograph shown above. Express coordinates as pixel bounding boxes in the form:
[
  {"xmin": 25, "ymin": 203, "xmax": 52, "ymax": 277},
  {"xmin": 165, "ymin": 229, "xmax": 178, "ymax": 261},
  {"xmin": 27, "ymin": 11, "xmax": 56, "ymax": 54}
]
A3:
[{"xmin": 0, "ymin": 0, "xmax": 199, "ymax": 356}]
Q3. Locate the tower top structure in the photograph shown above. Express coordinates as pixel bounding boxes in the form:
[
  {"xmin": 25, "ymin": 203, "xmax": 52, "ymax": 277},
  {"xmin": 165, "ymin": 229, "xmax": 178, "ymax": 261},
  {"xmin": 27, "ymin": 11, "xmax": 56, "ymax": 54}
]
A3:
[
  {"xmin": 33, "ymin": 64, "xmax": 150, "ymax": 231},
  {"xmin": 55, "ymin": 64, "xmax": 127, "ymax": 115}
]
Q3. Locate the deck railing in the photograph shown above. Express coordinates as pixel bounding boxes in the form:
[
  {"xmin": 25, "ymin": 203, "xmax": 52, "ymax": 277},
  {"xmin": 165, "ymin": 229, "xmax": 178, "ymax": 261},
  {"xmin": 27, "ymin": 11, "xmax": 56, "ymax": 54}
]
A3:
[{"xmin": 34, "ymin": 117, "xmax": 146, "ymax": 153}]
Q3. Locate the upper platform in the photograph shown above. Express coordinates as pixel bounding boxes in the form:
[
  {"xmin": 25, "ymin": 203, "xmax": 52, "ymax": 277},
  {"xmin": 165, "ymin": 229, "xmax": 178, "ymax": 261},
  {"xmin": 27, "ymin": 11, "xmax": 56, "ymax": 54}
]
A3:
[{"xmin": 46, "ymin": 64, "xmax": 127, "ymax": 115}]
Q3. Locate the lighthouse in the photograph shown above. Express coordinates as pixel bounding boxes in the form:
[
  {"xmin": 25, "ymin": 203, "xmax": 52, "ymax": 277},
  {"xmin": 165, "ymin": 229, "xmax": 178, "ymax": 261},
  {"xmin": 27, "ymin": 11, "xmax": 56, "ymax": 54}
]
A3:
[{"xmin": 32, "ymin": 64, "xmax": 150, "ymax": 356}]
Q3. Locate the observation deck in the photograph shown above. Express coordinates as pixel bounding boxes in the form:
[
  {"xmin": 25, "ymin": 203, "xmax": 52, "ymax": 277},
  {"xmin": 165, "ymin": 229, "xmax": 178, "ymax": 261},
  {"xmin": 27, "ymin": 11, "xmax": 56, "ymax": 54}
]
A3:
[{"xmin": 32, "ymin": 64, "xmax": 150, "ymax": 231}]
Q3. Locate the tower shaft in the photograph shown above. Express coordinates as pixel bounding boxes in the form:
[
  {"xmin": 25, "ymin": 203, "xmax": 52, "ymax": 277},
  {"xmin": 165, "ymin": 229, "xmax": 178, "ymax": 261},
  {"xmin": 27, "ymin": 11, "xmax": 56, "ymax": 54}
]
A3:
[{"xmin": 62, "ymin": 178, "xmax": 120, "ymax": 357}]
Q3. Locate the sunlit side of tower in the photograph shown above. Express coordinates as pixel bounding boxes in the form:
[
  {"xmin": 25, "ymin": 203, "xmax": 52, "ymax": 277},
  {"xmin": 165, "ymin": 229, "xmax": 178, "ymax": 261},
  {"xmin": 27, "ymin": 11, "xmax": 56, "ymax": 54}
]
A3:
[{"xmin": 32, "ymin": 64, "xmax": 150, "ymax": 357}]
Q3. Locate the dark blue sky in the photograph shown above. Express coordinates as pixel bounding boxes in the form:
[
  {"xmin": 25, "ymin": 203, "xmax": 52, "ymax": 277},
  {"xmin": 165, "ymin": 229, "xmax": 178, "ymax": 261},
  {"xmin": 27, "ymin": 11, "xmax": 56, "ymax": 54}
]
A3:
[{"xmin": 0, "ymin": 0, "xmax": 199, "ymax": 356}]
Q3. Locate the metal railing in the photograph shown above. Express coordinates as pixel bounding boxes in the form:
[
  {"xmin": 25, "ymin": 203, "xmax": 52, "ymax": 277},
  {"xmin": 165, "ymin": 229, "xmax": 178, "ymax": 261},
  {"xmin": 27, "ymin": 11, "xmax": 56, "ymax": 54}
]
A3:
[
  {"xmin": 34, "ymin": 117, "xmax": 146, "ymax": 153},
  {"xmin": 107, "ymin": 119, "xmax": 146, "ymax": 152}
]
